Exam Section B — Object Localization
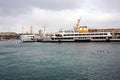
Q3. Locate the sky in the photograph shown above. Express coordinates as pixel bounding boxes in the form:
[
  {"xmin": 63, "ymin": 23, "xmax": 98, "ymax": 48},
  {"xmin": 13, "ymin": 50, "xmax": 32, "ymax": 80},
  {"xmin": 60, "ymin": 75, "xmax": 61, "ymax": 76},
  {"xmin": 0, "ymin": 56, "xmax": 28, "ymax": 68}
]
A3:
[{"xmin": 0, "ymin": 0, "xmax": 120, "ymax": 33}]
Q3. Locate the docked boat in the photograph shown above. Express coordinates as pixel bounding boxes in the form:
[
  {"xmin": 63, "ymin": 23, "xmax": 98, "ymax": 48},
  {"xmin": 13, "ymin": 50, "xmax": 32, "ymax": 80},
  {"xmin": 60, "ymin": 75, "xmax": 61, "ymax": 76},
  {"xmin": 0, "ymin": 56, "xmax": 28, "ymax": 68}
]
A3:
[
  {"xmin": 42, "ymin": 30, "xmax": 112, "ymax": 42},
  {"xmin": 42, "ymin": 19, "xmax": 120, "ymax": 42},
  {"xmin": 20, "ymin": 34, "xmax": 36, "ymax": 42},
  {"xmin": 20, "ymin": 26, "xmax": 37, "ymax": 42}
]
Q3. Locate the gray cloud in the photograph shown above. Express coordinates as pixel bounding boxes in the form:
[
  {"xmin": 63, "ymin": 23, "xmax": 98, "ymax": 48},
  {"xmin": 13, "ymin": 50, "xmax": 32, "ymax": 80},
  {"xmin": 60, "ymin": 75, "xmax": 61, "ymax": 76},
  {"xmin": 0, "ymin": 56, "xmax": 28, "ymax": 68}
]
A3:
[
  {"xmin": 0, "ymin": 0, "xmax": 120, "ymax": 32},
  {"xmin": 0, "ymin": 0, "xmax": 120, "ymax": 16},
  {"xmin": 98, "ymin": 0, "xmax": 120, "ymax": 12},
  {"xmin": 0, "ymin": 0, "xmax": 31, "ymax": 16},
  {"xmin": 84, "ymin": 0, "xmax": 120, "ymax": 13},
  {"xmin": 0, "ymin": 0, "xmax": 83, "ymax": 16}
]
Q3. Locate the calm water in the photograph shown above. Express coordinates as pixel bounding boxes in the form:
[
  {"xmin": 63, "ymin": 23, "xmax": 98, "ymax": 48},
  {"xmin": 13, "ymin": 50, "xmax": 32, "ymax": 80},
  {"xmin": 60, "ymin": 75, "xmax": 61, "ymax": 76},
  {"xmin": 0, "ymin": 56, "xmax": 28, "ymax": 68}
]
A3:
[{"xmin": 0, "ymin": 40, "xmax": 120, "ymax": 80}]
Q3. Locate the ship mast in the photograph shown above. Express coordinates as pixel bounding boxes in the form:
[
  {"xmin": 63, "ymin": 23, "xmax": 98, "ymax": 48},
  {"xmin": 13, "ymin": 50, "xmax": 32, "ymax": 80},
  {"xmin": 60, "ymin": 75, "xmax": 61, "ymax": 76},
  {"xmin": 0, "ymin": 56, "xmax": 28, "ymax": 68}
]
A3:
[
  {"xmin": 30, "ymin": 26, "xmax": 33, "ymax": 34},
  {"xmin": 22, "ymin": 27, "xmax": 24, "ymax": 34},
  {"xmin": 43, "ymin": 24, "xmax": 46, "ymax": 33},
  {"xmin": 77, "ymin": 19, "xmax": 80, "ymax": 27},
  {"xmin": 75, "ymin": 19, "xmax": 81, "ymax": 32},
  {"xmin": 43, "ymin": 24, "xmax": 46, "ymax": 36}
]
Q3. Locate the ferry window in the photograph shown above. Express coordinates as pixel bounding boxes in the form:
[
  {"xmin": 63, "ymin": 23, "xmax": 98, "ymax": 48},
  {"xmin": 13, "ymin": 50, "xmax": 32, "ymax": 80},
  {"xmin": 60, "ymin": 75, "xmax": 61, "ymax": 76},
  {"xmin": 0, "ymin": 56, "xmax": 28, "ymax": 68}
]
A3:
[
  {"xmin": 83, "ymin": 37, "xmax": 86, "ymax": 39},
  {"xmin": 59, "ymin": 31, "xmax": 63, "ymax": 33},
  {"xmin": 55, "ymin": 34, "xmax": 62, "ymax": 37},
  {"xmin": 66, "ymin": 34, "xmax": 68, "ymax": 36},
  {"xmin": 64, "ymin": 34, "xmax": 67, "ymax": 36},
  {"xmin": 68, "ymin": 34, "xmax": 70, "ymax": 36},
  {"xmin": 64, "ymin": 34, "xmax": 70, "ymax": 36},
  {"xmin": 96, "ymin": 34, "xmax": 99, "ymax": 35},
  {"xmin": 104, "ymin": 33, "xmax": 107, "ymax": 35},
  {"xmin": 75, "ymin": 34, "xmax": 79, "ymax": 36},
  {"xmin": 51, "ymin": 38, "xmax": 54, "ymax": 40},
  {"xmin": 71, "ymin": 34, "xmax": 74, "ymax": 36},
  {"xmin": 94, "ymin": 37, "xmax": 106, "ymax": 39},
  {"xmin": 108, "ymin": 37, "xmax": 112, "ymax": 39},
  {"xmin": 100, "ymin": 33, "xmax": 103, "ymax": 35},
  {"xmin": 93, "ymin": 37, "xmax": 97, "ymax": 39}
]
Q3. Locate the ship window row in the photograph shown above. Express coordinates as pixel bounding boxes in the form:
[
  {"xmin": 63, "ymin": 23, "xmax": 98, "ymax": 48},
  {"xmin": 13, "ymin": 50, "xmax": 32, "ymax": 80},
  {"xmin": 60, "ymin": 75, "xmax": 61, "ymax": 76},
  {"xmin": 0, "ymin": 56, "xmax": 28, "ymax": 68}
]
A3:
[
  {"xmin": 92, "ymin": 37, "xmax": 106, "ymax": 39},
  {"xmin": 26, "ymin": 36, "xmax": 34, "ymax": 38},
  {"xmin": 77, "ymin": 37, "xmax": 88, "ymax": 39},
  {"xmin": 113, "ymin": 37, "xmax": 120, "ymax": 39},
  {"xmin": 76, "ymin": 37, "xmax": 107, "ymax": 39},
  {"xmin": 63, "ymin": 33, "xmax": 107, "ymax": 36},
  {"xmin": 51, "ymin": 38, "xmax": 73, "ymax": 40},
  {"xmin": 55, "ymin": 34, "xmax": 62, "ymax": 37}
]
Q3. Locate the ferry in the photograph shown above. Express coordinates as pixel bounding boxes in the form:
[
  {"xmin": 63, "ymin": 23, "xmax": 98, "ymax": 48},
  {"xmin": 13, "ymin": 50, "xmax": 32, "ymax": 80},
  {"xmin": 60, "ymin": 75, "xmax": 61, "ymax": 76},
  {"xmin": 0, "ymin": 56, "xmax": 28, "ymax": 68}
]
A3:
[
  {"xmin": 20, "ymin": 34, "xmax": 36, "ymax": 42},
  {"xmin": 42, "ymin": 19, "xmax": 120, "ymax": 42},
  {"xmin": 42, "ymin": 30, "xmax": 113, "ymax": 42},
  {"xmin": 20, "ymin": 26, "xmax": 36, "ymax": 42}
]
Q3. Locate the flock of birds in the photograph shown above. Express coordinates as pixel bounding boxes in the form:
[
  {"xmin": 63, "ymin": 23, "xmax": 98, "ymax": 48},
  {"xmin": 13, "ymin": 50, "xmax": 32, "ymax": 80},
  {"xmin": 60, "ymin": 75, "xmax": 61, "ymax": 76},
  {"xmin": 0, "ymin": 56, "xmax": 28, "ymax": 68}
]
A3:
[{"xmin": 92, "ymin": 46, "xmax": 118, "ymax": 55}]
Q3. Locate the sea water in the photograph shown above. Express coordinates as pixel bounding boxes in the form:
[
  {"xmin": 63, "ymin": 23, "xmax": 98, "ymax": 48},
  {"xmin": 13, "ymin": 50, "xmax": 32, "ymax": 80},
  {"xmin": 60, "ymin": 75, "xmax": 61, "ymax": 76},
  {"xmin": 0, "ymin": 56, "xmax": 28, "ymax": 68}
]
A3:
[{"xmin": 0, "ymin": 40, "xmax": 120, "ymax": 80}]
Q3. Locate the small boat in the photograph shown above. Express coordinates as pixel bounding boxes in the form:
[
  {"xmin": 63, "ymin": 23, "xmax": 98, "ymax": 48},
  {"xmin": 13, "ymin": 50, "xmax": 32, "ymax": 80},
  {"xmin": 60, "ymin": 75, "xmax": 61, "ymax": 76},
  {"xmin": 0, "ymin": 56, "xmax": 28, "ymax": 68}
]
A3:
[{"xmin": 20, "ymin": 34, "xmax": 36, "ymax": 42}]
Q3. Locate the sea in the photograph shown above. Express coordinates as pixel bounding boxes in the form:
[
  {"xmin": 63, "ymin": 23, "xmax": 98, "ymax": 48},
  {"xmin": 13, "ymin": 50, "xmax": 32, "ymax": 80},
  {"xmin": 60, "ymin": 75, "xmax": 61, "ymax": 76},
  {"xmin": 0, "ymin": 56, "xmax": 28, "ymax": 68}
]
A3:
[{"xmin": 0, "ymin": 40, "xmax": 120, "ymax": 80}]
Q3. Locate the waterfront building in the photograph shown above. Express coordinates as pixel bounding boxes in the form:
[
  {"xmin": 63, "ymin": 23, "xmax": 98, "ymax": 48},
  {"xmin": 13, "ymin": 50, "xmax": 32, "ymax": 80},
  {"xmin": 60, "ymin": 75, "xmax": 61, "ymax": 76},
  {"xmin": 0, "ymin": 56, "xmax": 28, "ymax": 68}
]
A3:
[{"xmin": 0, "ymin": 32, "xmax": 17, "ymax": 40}]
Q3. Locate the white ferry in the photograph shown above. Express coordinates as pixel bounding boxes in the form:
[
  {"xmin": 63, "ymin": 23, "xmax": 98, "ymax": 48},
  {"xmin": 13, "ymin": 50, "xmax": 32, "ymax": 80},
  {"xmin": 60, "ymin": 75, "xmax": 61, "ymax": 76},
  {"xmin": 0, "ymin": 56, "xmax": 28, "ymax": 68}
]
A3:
[
  {"xmin": 20, "ymin": 26, "xmax": 36, "ymax": 42},
  {"xmin": 20, "ymin": 34, "xmax": 36, "ymax": 42},
  {"xmin": 42, "ymin": 30, "xmax": 112, "ymax": 42},
  {"xmin": 42, "ymin": 19, "xmax": 120, "ymax": 42}
]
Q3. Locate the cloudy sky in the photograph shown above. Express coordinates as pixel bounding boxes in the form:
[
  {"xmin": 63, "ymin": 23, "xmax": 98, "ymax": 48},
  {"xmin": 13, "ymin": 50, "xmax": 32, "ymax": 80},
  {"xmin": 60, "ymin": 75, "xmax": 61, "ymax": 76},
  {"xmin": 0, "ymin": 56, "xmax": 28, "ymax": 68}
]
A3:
[{"xmin": 0, "ymin": 0, "xmax": 120, "ymax": 33}]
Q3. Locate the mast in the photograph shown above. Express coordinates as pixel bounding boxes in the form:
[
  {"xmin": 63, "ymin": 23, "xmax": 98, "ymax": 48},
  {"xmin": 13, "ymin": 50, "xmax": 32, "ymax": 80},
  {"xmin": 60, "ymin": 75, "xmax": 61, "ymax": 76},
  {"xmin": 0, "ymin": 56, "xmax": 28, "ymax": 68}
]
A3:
[
  {"xmin": 43, "ymin": 24, "xmax": 46, "ymax": 33},
  {"xmin": 77, "ymin": 19, "xmax": 80, "ymax": 27},
  {"xmin": 75, "ymin": 19, "xmax": 81, "ymax": 32},
  {"xmin": 22, "ymin": 27, "xmax": 24, "ymax": 34},
  {"xmin": 30, "ymin": 26, "xmax": 33, "ymax": 34},
  {"xmin": 43, "ymin": 24, "xmax": 46, "ymax": 36}
]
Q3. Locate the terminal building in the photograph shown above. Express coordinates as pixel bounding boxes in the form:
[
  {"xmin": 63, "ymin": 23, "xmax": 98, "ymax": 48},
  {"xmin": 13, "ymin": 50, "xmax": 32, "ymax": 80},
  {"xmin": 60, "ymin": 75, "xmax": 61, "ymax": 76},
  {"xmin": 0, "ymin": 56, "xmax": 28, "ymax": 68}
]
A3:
[
  {"xmin": 0, "ymin": 32, "xmax": 18, "ymax": 40},
  {"xmin": 89, "ymin": 29, "xmax": 120, "ymax": 37}
]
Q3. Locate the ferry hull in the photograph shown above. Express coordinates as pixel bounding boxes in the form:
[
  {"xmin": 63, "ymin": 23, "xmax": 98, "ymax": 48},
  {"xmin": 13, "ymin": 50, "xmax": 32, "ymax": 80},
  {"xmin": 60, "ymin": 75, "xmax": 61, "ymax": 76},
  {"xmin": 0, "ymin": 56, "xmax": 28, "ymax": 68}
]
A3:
[
  {"xmin": 42, "ymin": 37, "xmax": 120, "ymax": 42},
  {"xmin": 20, "ymin": 34, "xmax": 36, "ymax": 42},
  {"xmin": 42, "ymin": 38, "xmax": 115, "ymax": 42},
  {"xmin": 74, "ymin": 39, "xmax": 90, "ymax": 42},
  {"xmin": 110, "ymin": 39, "xmax": 120, "ymax": 42}
]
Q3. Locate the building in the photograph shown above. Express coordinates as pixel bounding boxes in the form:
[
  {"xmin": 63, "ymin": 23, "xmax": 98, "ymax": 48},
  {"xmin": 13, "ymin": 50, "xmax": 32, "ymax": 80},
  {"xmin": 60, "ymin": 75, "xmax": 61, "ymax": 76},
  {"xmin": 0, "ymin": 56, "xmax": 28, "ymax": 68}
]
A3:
[
  {"xmin": 89, "ymin": 29, "xmax": 120, "ymax": 37},
  {"xmin": 0, "ymin": 32, "xmax": 18, "ymax": 40}
]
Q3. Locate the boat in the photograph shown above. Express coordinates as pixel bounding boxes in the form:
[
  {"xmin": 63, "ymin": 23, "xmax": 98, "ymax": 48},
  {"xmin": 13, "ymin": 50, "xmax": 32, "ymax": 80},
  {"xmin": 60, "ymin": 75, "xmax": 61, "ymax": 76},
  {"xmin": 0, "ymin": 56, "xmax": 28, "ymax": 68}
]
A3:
[
  {"xmin": 20, "ymin": 26, "xmax": 36, "ymax": 42},
  {"xmin": 42, "ymin": 30, "xmax": 112, "ymax": 42},
  {"xmin": 20, "ymin": 34, "xmax": 36, "ymax": 42},
  {"xmin": 42, "ymin": 19, "xmax": 120, "ymax": 42}
]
